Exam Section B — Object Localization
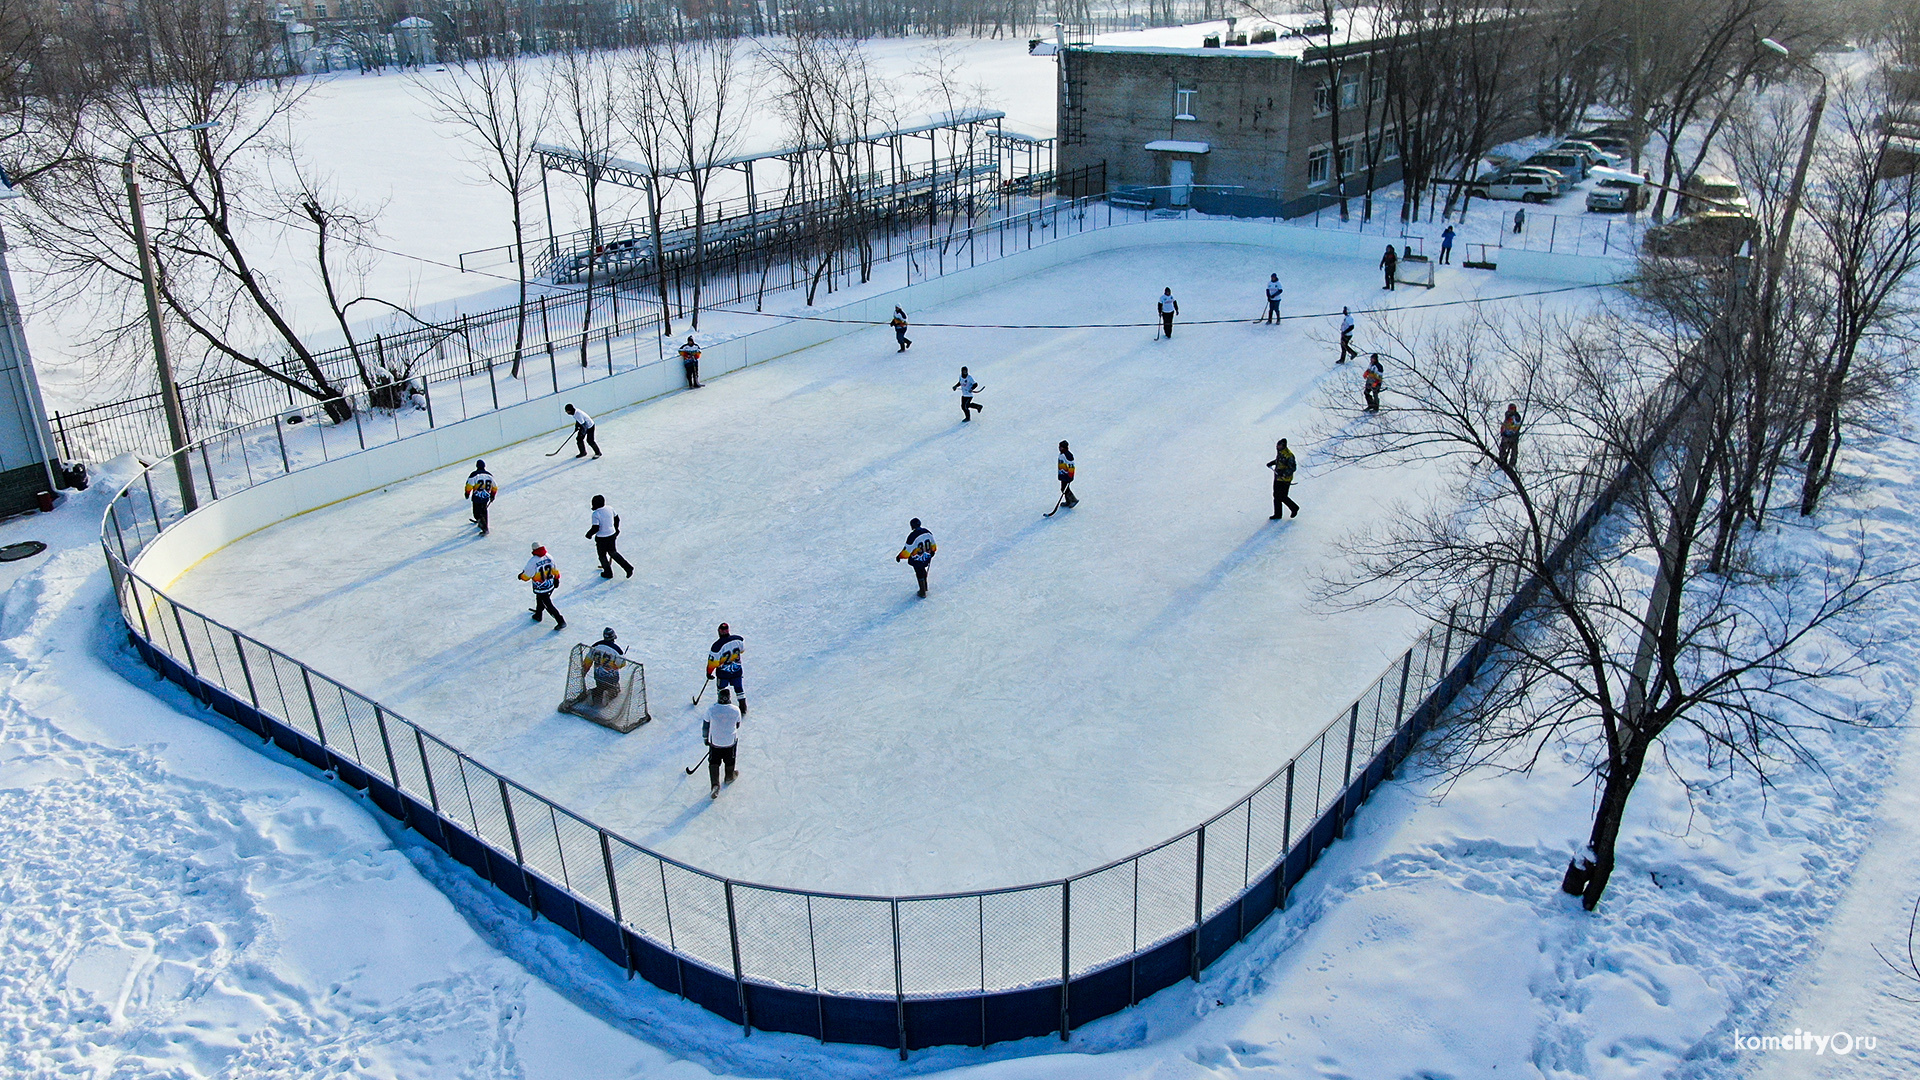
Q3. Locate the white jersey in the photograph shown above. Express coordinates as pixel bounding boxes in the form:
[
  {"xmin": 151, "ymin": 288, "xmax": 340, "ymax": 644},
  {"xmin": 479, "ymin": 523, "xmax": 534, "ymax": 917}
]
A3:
[
  {"xmin": 590, "ymin": 506, "xmax": 617, "ymax": 538},
  {"xmin": 706, "ymin": 701, "xmax": 741, "ymax": 748},
  {"xmin": 955, "ymin": 375, "xmax": 980, "ymax": 397},
  {"xmin": 1266, "ymin": 281, "xmax": 1283, "ymax": 301},
  {"xmin": 572, "ymin": 409, "xmax": 595, "ymax": 430},
  {"xmin": 1157, "ymin": 294, "xmax": 1178, "ymax": 314},
  {"xmin": 1341, "ymin": 314, "xmax": 1355, "ymax": 337}
]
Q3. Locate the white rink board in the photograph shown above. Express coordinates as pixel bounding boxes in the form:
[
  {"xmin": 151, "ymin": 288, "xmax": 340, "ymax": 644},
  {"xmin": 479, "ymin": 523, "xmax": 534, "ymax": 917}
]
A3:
[{"xmin": 165, "ymin": 234, "xmax": 1613, "ymax": 895}]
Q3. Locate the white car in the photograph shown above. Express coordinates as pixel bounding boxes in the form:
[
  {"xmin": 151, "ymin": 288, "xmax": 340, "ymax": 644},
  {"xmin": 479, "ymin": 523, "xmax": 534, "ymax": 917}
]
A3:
[
  {"xmin": 1556, "ymin": 140, "xmax": 1624, "ymax": 168},
  {"xmin": 1472, "ymin": 172, "xmax": 1560, "ymax": 202}
]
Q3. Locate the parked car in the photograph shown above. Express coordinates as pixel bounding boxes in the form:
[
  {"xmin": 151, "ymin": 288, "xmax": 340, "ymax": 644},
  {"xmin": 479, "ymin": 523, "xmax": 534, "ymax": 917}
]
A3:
[
  {"xmin": 1643, "ymin": 210, "xmax": 1758, "ymax": 256},
  {"xmin": 1556, "ymin": 139, "xmax": 1623, "ymax": 168},
  {"xmin": 1579, "ymin": 123, "xmax": 1638, "ymax": 144},
  {"xmin": 1502, "ymin": 165, "xmax": 1574, "ymax": 195},
  {"xmin": 1586, "ymin": 178, "xmax": 1646, "ymax": 212},
  {"xmin": 1470, "ymin": 171, "xmax": 1561, "ymax": 202},
  {"xmin": 1523, "ymin": 151, "xmax": 1589, "ymax": 182},
  {"xmin": 1581, "ymin": 134, "xmax": 1635, "ymax": 158},
  {"xmin": 1678, "ymin": 173, "xmax": 1750, "ymax": 216}
]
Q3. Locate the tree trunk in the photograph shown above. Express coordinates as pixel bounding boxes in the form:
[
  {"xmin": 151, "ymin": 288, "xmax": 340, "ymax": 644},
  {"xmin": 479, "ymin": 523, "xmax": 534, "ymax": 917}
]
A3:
[{"xmin": 1580, "ymin": 732, "xmax": 1651, "ymax": 910}]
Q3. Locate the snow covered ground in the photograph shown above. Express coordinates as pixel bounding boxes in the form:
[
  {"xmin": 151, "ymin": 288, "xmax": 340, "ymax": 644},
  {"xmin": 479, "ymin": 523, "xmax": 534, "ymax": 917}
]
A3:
[
  {"xmin": 157, "ymin": 240, "xmax": 1603, "ymax": 896},
  {"xmin": 7, "ymin": 391, "xmax": 1919, "ymax": 1076}
]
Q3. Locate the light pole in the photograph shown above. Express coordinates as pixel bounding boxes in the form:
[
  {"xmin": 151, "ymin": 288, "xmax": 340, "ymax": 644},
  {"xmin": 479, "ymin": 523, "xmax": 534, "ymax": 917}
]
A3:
[
  {"xmin": 123, "ymin": 120, "xmax": 218, "ymax": 514},
  {"xmin": 1754, "ymin": 37, "xmax": 1828, "ymax": 361}
]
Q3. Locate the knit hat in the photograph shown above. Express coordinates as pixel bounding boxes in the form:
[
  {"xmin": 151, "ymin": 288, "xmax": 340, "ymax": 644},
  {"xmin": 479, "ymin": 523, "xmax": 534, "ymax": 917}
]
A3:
[{"xmin": 531, "ymin": 543, "xmax": 545, "ymax": 555}]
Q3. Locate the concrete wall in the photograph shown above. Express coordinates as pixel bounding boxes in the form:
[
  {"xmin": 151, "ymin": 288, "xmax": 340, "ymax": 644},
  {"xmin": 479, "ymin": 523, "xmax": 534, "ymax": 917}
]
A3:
[{"xmin": 132, "ymin": 218, "xmax": 1631, "ymax": 590}]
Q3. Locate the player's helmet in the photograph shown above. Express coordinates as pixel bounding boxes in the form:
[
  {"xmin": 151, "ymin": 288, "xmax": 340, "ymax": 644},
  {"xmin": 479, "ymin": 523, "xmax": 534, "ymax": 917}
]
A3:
[{"xmin": 602, "ymin": 627, "xmax": 617, "ymax": 641}]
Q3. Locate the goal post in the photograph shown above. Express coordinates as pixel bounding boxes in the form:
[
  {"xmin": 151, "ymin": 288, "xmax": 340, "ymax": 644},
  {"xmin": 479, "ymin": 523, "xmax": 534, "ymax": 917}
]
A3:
[
  {"xmin": 1395, "ymin": 254, "xmax": 1437, "ymax": 289},
  {"xmin": 560, "ymin": 643, "xmax": 650, "ymax": 733}
]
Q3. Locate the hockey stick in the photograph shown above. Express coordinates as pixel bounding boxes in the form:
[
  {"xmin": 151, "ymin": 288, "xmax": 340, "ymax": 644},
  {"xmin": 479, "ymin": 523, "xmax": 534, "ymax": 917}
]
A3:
[
  {"xmin": 685, "ymin": 748, "xmax": 710, "ymax": 775},
  {"xmin": 545, "ymin": 431, "xmax": 577, "ymax": 457},
  {"xmin": 1044, "ymin": 491, "xmax": 1066, "ymax": 517},
  {"xmin": 691, "ymin": 673, "xmax": 712, "ymax": 705}
]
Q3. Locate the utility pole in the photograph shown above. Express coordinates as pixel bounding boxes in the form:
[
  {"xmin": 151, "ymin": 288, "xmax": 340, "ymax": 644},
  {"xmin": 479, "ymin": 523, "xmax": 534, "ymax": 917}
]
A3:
[{"xmin": 123, "ymin": 121, "xmax": 219, "ymax": 514}]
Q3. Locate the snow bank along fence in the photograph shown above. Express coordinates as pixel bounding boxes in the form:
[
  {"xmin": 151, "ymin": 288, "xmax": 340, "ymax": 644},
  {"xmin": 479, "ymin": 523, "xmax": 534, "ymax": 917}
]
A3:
[{"xmin": 99, "ymin": 220, "xmax": 1637, "ymax": 1055}]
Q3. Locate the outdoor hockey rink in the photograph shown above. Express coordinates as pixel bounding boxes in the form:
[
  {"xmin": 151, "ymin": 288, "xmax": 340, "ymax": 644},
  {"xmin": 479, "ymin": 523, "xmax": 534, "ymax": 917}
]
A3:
[{"xmin": 166, "ymin": 241, "xmax": 1607, "ymax": 896}]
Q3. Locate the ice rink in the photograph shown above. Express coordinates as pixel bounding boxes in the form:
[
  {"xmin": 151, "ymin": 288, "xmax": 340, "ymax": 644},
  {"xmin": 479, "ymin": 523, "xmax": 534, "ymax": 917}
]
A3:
[{"xmin": 167, "ymin": 241, "xmax": 1602, "ymax": 895}]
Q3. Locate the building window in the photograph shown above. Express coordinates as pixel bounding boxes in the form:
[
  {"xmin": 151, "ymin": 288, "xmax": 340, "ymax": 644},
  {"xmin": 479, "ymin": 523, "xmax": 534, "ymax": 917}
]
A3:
[
  {"xmin": 1175, "ymin": 87, "xmax": 1197, "ymax": 121},
  {"xmin": 1308, "ymin": 146, "xmax": 1331, "ymax": 186},
  {"xmin": 1314, "ymin": 81, "xmax": 1331, "ymax": 115},
  {"xmin": 1339, "ymin": 77, "xmax": 1361, "ymax": 110},
  {"xmin": 1337, "ymin": 140, "xmax": 1358, "ymax": 176},
  {"xmin": 1370, "ymin": 75, "xmax": 1387, "ymax": 104},
  {"xmin": 1380, "ymin": 130, "xmax": 1399, "ymax": 160}
]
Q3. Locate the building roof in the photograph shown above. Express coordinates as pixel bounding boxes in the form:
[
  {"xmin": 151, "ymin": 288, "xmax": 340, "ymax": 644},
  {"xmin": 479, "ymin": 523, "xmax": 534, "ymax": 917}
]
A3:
[{"xmin": 1080, "ymin": 11, "xmax": 1388, "ymax": 59}]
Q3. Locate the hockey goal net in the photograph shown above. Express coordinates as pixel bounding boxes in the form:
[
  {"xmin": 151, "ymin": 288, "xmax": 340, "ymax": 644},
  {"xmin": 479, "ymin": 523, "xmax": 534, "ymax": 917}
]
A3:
[
  {"xmin": 560, "ymin": 644, "xmax": 650, "ymax": 732},
  {"xmin": 1394, "ymin": 252, "xmax": 1437, "ymax": 289}
]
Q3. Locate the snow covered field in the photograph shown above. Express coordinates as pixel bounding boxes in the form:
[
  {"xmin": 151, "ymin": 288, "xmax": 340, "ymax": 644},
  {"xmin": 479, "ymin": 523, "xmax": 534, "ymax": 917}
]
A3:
[{"xmin": 158, "ymin": 239, "xmax": 1604, "ymax": 896}]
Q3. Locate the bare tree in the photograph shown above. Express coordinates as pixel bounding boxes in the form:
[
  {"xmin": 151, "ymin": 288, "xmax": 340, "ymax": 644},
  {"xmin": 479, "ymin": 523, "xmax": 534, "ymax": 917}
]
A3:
[
  {"xmin": 413, "ymin": 52, "xmax": 551, "ymax": 377},
  {"xmin": 657, "ymin": 38, "xmax": 752, "ymax": 330},
  {"xmin": 15, "ymin": 0, "xmax": 360, "ymax": 416},
  {"xmin": 550, "ymin": 44, "xmax": 622, "ymax": 368},
  {"xmin": 1796, "ymin": 78, "xmax": 1920, "ymax": 514},
  {"xmin": 1318, "ymin": 299, "xmax": 1899, "ymax": 910}
]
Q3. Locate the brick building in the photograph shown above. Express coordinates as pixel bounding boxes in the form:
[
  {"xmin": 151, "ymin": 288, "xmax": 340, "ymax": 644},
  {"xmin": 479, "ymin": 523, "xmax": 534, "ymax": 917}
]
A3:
[{"xmin": 1056, "ymin": 14, "xmax": 1412, "ymax": 216}]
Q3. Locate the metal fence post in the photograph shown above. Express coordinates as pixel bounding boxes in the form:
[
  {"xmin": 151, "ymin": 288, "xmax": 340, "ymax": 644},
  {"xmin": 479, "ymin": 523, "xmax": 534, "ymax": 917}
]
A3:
[
  {"xmin": 891, "ymin": 898, "xmax": 908, "ymax": 1059},
  {"xmin": 422, "ymin": 377, "xmax": 434, "ymax": 429},
  {"xmin": 1279, "ymin": 762, "xmax": 1295, "ymax": 909},
  {"xmin": 373, "ymin": 705, "xmax": 400, "ymax": 786},
  {"xmin": 1190, "ymin": 827, "xmax": 1206, "ymax": 981},
  {"xmin": 299, "ymin": 667, "xmax": 327, "ymax": 747},
  {"xmin": 274, "ymin": 415, "xmax": 290, "ymax": 473},
  {"xmin": 725, "ymin": 881, "xmax": 751, "ymax": 1037},
  {"xmin": 1059, "ymin": 880, "xmax": 1072, "ymax": 1040},
  {"xmin": 497, "ymin": 777, "xmax": 538, "ymax": 919},
  {"xmin": 600, "ymin": 830, "xmax": 633, "ymax": 978},
  {"xmin": 413, "ymin": 727, "xmax": 440, "ymax": 813}
]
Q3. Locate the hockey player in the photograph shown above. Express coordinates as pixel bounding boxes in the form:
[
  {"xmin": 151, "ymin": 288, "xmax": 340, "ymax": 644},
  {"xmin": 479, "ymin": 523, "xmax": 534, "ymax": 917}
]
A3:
[
  {"xmin": 678, "ymin": 337, "xmax": 702, "ymax": 388},
  {"xmin": 707, "ymin": 622, "xmax": 746, "ymax": 717},
  {"xmin": 705, "ymin": 686, "xmax": 742, "ymax": 798},
  {"xmin": 953, "ymin": 367, "xmax": 984, "ymax": 421},
  {"xmin": 519, "ymin": 543, "xmax": 565, "ymax": 630},
  {"xmin": 1056, "ymin": 441, "xmax": 1078, "ymax": 509},
  {"xmin": 1262, "ymin": 274, "xmax": 1283, "ymax": 324},
  {"xmin": 464, "ymin": 460, "xmax": 496, "ymax": 536},
  {"xmin": 1380, "ymin": 244, "xmax": 1399, "ymax": 290},
  {"xmin": 584, "ymin": 494, "xmax": 633, "ymax": 578},
  {"xmin": 890, "ymin": 307, "xmax": 913, "ymax": 352},
  {"xmin": 1498, "ymin": 403, "xmax": 1523, "ymax": 467},
  {"xmin": 564, "ymin": 404, "xmax": 601, "ymax": 458},
  {"xmin": 585, "ymin": 628, "xmax": 626, "ymax": 706},
  {"xmin": 1363, "ymin": 354, "xmax": 1384, "ymax": 412},
  {"xmin": 896, "ymin": 518, "xmax": 936, "ymax": 597},
  {"xmin": 1339, "ymin": 307, "xmax": 1358, "ymax": 364},
  {"xmin": 1266, "ymin": 438, "xmax": 1299, "ymax": 518},
  {"xmin": 1440, "ymin": 225, "xmax": 1456, "ymax": 265},
  {"xmin": 1156, "ymin": 287, "xmax": 1179, "ymax": 338}
]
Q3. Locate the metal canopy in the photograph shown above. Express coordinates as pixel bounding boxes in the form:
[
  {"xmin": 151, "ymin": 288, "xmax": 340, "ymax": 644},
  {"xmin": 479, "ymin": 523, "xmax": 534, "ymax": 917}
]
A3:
[{"xmin": 535, "ymin": 107, "xmax": 1008, "ymax": 191}]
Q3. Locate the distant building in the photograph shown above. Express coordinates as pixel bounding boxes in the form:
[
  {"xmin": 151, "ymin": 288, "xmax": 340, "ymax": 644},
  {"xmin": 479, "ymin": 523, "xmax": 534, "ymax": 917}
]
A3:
[
  {"xmin": 392, "ymin": 16, "xmax": 437, "ymax": 66},
  {"xmin": 1057, "ymin": 14, "xmax": 1498, "ymax": 216}
]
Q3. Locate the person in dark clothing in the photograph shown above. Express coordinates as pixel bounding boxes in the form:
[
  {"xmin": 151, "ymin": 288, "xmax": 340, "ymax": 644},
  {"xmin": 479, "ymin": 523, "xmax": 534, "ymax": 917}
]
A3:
[
  {"xmin": 1380, "ymin": 244, "xmax": 1399, "ymax": 290},
  {"xmin": 464, "ymin": 460, "xmax": 496, "ymax": 535},
  {"xmin": 1157, "ymin": 288, "xmax": 1179, "ymax": 337},
  {"xmin": 890, "ymin": 307, "xmax": 913, "ymax": 351},
  {"xmin": 1263, "ymin": 274, "xmax": 1283, "ymax": 323},
  {"xmin": 706, "ymin": 623, "xmax": 746, "ymax": 716},
  {"xmin": 1363, "ymin": 354, "xmax": 1384, "ymax": 412},
  {"xmin": 678, "ymin": 337, "xmax": 702, "ymax": 388},
  {"xmin": 1439, "ymin": 225, "xmax": 1456, "ymax": 265},
  {"xmin": 1498, "ymin": 403, "xmax": 1523, "ymax": 467},
  {"xmin": 1266, "ymin": 439, "xmax": 1299, "ymax": 518},
  {"xmin": 584, "ymin": 494, "xmax": 633, "ymax": 578},
  {"xmin": 896, "ymin": 518, "xmax": 937, "ymax": 597},
  {"xmin": 1513, "ymin": 206, "xmax": 1526, "ymax": 233},
  {"xmin": 564, "ymin": 404, "xmax": 601, "ymax": 457},
  {"xmin": 1056, "ymin": 441, "xmax": 1078, "ymax": 509}
]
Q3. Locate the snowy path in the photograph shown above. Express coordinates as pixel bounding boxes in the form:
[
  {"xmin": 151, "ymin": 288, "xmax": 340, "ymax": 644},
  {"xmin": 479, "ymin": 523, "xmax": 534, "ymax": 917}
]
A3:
[{"xmin": 163, "ymin": 242, "xmax": 1598, "ymax": 895}]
